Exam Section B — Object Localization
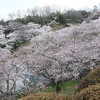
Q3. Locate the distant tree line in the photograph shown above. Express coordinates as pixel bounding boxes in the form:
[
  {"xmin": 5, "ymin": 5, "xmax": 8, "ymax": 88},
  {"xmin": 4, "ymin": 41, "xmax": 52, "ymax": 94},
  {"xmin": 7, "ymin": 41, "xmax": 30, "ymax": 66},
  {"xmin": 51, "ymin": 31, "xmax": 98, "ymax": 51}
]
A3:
[
  {"xmin": 9, "ymin": 7, "xmax": 91, "ymax": 26},
  {"xmin": 1, "ymin": 5, "xmax": 100, "ymax": 26}
]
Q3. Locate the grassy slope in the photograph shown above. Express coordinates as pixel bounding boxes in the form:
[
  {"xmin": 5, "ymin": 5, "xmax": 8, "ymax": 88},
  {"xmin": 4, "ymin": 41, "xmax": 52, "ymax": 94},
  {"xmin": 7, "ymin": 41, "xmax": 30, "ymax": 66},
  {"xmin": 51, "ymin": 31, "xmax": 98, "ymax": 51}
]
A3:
[{"xmin": 45, "ymin": 79, "xmax": 80, "ymax": 99}]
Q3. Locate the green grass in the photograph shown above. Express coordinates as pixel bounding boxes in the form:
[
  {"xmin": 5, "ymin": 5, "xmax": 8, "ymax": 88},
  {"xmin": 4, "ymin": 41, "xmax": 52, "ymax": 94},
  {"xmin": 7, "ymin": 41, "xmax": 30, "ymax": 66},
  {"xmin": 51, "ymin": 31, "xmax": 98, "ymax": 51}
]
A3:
[{"xmin": 45, "ymin": 79, "xmax": 80, "ymax": 98}]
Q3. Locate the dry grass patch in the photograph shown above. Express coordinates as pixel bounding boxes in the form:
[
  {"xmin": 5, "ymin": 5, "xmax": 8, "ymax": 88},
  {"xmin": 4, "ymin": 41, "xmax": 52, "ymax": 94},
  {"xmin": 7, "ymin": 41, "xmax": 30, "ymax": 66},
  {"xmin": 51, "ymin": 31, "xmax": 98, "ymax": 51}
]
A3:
[{"xmin": 18, "ymin": 92, "xmax": 71, "ymax": 100}]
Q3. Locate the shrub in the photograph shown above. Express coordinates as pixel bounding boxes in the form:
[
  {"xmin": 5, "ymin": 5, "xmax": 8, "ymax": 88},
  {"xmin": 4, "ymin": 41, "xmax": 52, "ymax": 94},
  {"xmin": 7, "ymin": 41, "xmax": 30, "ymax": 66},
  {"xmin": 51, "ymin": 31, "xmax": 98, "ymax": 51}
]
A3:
[
  {"xmin": 75, "ymin": 67, "xmax": 100, "ymax": 93},
  {"xmin": 75, "ymin": 84, "xmax": 100, "ymax": 100},
  {"xmin": 16, "ymin": 93, "xmax": 27, "ymax": 99},
  {"xmin": 51, "ymin": 24, "xmax": 65, "ymax": 31},
  {"xmin": 56, "ymin": 12, "xmax": 67, "ymax": 25},
  {"xmin": 18, "ymin": 92, "xmax": 70, "ymax": 100}
]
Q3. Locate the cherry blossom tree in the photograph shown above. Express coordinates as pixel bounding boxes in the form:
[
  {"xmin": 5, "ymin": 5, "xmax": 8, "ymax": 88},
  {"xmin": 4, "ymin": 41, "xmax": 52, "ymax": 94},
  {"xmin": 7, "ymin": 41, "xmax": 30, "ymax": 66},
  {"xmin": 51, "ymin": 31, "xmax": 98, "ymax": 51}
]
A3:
[
  {"xmin": 1, "ymin": 14, "xmax": 100, "ymax": 95},
  {"xmin": 9, "ymin": 16, "xmax": 100, "ymax": 93},
  {"xmin": 14, "ymin": 32, "xmax": 99, "ymax": 93},
  {"xmin": 0, "ymin": 48, "xmax": 34, "ymax": 96}
]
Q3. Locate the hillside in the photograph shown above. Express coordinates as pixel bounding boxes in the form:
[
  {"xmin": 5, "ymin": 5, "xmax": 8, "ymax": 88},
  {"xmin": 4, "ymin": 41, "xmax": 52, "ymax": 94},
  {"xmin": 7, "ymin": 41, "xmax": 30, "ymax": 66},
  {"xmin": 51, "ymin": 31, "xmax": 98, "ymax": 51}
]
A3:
[{"xmin": 0, "ymin": 9, "xmax": 100, "ymax": 99}]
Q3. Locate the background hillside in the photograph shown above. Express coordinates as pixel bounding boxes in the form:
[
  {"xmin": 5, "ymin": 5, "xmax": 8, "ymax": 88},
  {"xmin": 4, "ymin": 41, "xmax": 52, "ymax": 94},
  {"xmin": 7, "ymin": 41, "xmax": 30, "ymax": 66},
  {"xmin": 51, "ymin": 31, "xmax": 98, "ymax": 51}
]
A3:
[{"xmin": 0, "ymin": 5, "xmax": 100, "ymax": 100}]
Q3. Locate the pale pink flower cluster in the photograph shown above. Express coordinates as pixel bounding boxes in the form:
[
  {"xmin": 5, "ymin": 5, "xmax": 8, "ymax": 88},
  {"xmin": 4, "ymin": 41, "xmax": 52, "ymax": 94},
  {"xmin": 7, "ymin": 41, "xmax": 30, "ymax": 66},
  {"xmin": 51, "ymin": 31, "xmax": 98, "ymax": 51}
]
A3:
[{"xmin": 0, "ymin": 15, "xmax": 100, "ymax": 94}]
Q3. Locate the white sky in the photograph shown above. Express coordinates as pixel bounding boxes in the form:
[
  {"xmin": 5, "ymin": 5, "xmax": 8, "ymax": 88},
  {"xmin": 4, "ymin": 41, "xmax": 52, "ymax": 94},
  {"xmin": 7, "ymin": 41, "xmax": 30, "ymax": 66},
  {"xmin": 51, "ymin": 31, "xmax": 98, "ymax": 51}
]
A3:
[{"xmin": 0, "ymin": 0, "xmax": 100, "ymax": 20}]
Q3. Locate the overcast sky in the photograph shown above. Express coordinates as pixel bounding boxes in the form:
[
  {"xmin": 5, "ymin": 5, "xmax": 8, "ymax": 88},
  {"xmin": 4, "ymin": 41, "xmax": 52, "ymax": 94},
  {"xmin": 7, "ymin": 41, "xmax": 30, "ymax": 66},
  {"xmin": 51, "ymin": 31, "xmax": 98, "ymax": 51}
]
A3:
[{"xmin": 0, "ymin": 0, "xmax": 100, "ymax": 20}]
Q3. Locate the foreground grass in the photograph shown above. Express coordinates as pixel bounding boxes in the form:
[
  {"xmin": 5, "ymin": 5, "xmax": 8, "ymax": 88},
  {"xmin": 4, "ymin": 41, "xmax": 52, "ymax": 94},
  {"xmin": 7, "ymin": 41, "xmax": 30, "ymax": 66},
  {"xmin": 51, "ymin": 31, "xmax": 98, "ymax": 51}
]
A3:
[
  {"xmin": 18, "ymin": 92, "xmax": 70, "ymax": 100},
  {"xmin": 45, "ymin": 79, "xmax": 80, "ymax": 99}
]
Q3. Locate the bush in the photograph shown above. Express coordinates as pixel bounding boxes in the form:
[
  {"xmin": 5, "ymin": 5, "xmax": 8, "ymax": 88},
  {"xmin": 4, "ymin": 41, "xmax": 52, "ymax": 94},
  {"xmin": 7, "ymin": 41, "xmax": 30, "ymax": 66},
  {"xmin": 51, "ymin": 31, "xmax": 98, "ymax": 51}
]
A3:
[
  {"xmin": 75, "ymin": 67, "xmax": 100, "ymax": 93},
  {"xmin": 75, "ymin": 84, "xmax": 100, "ymax": 100},
  {"xmin": 56, "ymin": 12, "xmax": 67, "ymax": 25},
  {"xmin": 51, "ymin": 24, "xmax": 65, "ymax": 31},
  {"xmin": 16, "ymin": 93, "xmax": 27, "ymax": 99},
  {"xmin": 18, "ymin": 92, "xmax": 70, "ymax": 100}
]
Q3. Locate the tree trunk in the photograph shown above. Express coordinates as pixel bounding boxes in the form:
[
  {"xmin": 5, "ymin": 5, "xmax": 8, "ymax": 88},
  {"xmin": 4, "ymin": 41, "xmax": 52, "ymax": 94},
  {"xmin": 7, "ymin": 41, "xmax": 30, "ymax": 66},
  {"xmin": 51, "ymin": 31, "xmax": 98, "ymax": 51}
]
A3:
[
  {"xmin": 6, "ymin": 80, "xmax": 9, "ymax": 94},
  {"xmin": 51, "ymin": 79, "xmax": 56, "ymax": 86},
  {"xmin": 56, "ymin": 82, "xmax": 61, "ymax": 93}
]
